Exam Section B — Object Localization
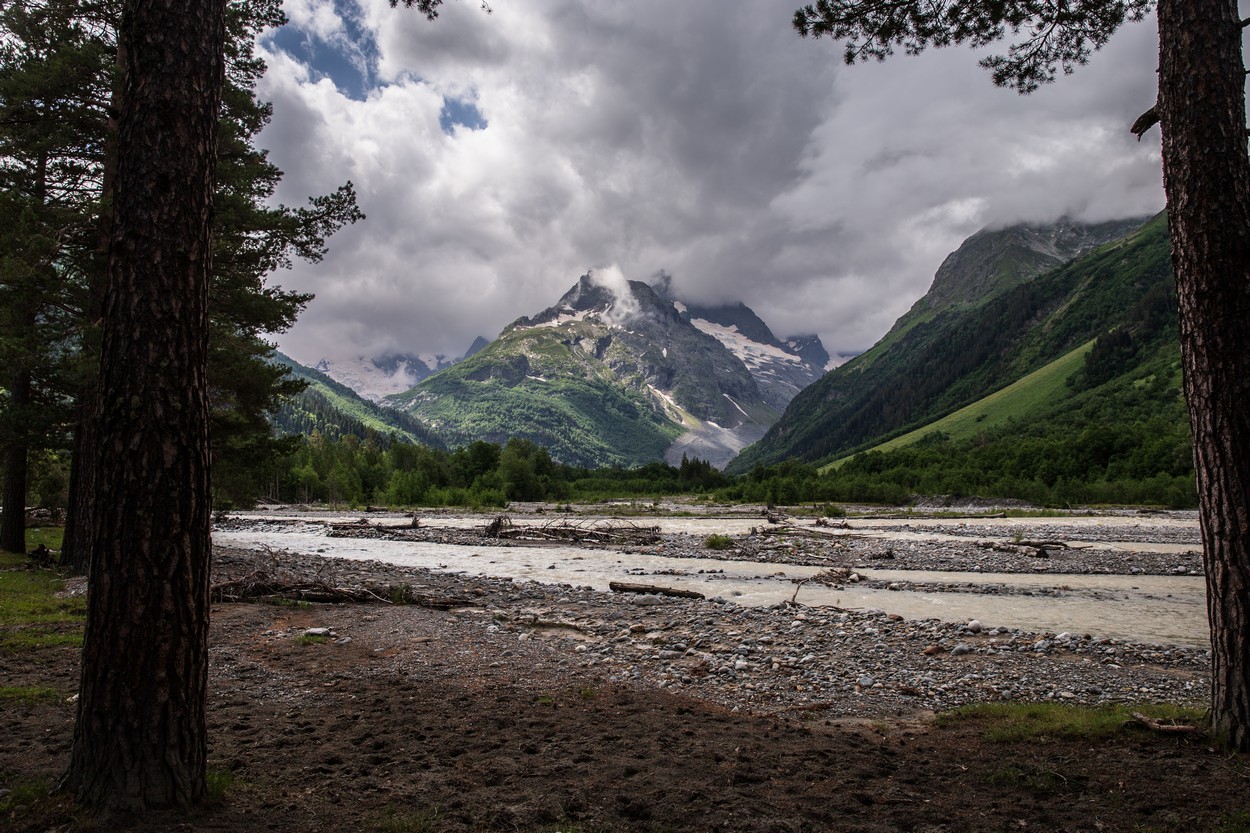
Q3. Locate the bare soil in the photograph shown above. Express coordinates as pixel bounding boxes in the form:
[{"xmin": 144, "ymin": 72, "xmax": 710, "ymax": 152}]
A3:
[{"xmin": 2, "ymin": 557, "xmax": 1247, "ymax": 833}]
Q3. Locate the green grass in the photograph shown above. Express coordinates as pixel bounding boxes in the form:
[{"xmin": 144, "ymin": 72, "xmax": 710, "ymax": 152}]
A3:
[
  {"xmin": 939, "ymin": 701, "xmax": 1205, "ymax": 743},
  {"xmin": 295, "ymin": 634, "xmax": 330, "ymax": 646},
  {"xmin": 0, "ymin": 685, "xmax": 61, "ymax": 703},
  {"xmin": 0, "ymin": 777, "xmax": 54, "ymax": 813},
  {"xmin": 825, "ymin": 340, "xmax": 1094, "ymax": 472},
  {"xmin": 703, "ymin": 533, "xmax": 734, "ymax": 550},
  {"xmin": 983, "ymin": 761, "xmax": 1070, "ymax": 795},
  {"xmin": 23, "ymin": 526, "xmax": 64, "ymax": 553},
  {"xmin": 205, "ymin": 767, "xmax": 236, "ymax": 804},
  {"xmin": 0, "ymin": 532, "xmax": 86, "ymax": 654}
]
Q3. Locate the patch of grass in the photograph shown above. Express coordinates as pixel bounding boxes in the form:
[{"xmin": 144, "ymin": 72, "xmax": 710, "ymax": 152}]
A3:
[
  {"xmin": 0, "ymin": 555, "xmax": 85, "ymax": 654},
  {"xmin": 0, "ymin": 777, "xmax": 54, "ymax": 813},
  {"xmin": 939, "ymin": 701, "xmax": 1205, "ymax": 743},
  {"xmin": 25, "ymin": 526, "xmax": 64, "ymax": 552},
  {"xmin": 535, "ymin": 694, "xmax": 556, "ymax": 706},
  {"xmin": 983, "ymin": 762, "xmax": 1069, "ymax": 795},
  {"xmin": 378, "ymin": 806, "xmax": 441, "ymax": 833},
  {"xmin": 262, "ymin": 597, "xmax": 313, "ymax": 609},
  {"xmin": 1205, "ymin": 813, "xmax": 1250, "ymax": 833},
  {"xmin": 0, "ymin": 570, "xmax": 85, "ymax": 625},
  {"xmin": 205, "ymin": 767, "xmax": 235, "ymax": 804},
  {"xmin": 0, "ymin": 628, "xmax": 83, "ymax": 652},
  {"xmin": 578, "ymin": 686, "xmax": 596, "ymax": 700},
  {"xmin": 295, "ymin": 634, "xmax": 330, "ymax": 646},
  {"xmin": 0, "ymin": 685, "xmax": 61, "ymax": 703},
  {"xmin": 821, "ymin": 504, "xmax": 847, "ymax": 518},
  {"xmin": 703, "ymin": 533, "xmax": 733, "ymax": 550}
]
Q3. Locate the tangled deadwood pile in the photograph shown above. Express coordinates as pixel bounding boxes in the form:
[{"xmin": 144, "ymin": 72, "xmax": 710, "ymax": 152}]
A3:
[
  {"xmin": 210, "ymin": 570, "xmax": 480, "ymax": 610},
  {"xmin": 482, "ymin": 516, "xmax": 661, "ymax": 545}
]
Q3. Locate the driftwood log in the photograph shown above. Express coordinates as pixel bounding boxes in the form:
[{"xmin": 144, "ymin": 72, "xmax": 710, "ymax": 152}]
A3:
[
  {"xmin": 483, "ymin": 517, "xmax": 662, "ymax": 545},
  {"xmin": 608, "ymin": 581, "xmax": 704, "ymax": 600}
]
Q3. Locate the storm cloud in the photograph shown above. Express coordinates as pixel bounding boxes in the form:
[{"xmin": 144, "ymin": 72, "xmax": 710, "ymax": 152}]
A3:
[{"xmin": 259, "ymin": 0, "xmax": 1164, "ymax": 366}]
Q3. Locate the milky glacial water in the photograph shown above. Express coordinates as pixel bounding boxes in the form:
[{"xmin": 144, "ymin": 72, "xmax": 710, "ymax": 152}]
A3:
[{"xmin": 216, "ymin": 522, "xmax": 1208, "ymax": 647}]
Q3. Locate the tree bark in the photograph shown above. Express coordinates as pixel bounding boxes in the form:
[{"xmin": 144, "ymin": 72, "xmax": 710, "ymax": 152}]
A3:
[
  {"xmin": 0, "ymin": 367, "xmax": 31, "ymax": 554},
  {"xmin": 67, "ymin": 0, "xmax": 225, "ymax": 812},
  {"xmin": 1156, "ymin": 0, "xmax": 1250, "ymax": 751},
  {"xmin": 60, "ymin": 20, "xmax": 123, "ymax": 575}
]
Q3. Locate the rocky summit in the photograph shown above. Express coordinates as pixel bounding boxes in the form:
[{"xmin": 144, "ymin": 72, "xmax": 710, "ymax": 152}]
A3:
[{"xmin": 387, "ymin": 272, "xmax": 786, "ymax": 468}]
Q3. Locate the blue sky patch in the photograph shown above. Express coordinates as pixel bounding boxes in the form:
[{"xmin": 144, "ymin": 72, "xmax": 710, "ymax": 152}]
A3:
[
  {"xmin": 268, "ymin": 4, "xmax": 379, "ymax": 102},
  {"xmin": 439, "ymin": 97, "xmax": 488, "ymax": 134}
]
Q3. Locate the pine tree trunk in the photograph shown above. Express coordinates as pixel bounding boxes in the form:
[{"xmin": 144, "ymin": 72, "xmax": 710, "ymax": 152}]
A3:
[
  {"xmin": 67, "ymin": 0, "xmax": 225, "ymax": 812},
  {"xmin": 1156, "ymin": 0, "xmax": 1250, "ymax": 750},
  {"xmin": 0, "ymin": 368, "xmax": 31, "ymax": 554},
  {"xmin": 60, "ymin": 23, "xmax": 124, "ymax": 576},
  {"xmin": 58, "ymin": 409, "xmax": 92, "ymax": 572}
]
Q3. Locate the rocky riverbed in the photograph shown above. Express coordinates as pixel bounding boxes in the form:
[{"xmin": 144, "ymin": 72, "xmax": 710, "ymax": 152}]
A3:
[{"xmin": 211, "ymin": 506, "xmax": 1210, "ymax": 720}]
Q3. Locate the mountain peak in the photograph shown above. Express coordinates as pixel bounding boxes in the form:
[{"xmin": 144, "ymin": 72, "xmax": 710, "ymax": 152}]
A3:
[
  {"xmin": 515, "ymin": 271, "xmax": 681, "ymax": 333},
  {"xmin": 906, "ymin": 216, "xmax": 1152, "ymax": 325},
  {"xmin": 650, "ymin": 278, "xmax": 832, "ymax": 410}
]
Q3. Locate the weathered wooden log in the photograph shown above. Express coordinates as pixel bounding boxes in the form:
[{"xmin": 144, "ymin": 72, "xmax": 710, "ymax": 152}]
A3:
[{"xmin": 608, "ymin": 581, "xmax": 704, "ymax": 599}]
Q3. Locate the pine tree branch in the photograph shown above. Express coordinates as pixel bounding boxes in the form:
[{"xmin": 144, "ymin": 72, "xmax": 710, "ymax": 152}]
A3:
[{"xmin": 1130, "ymin": 103, "xmax": 1159, "ymax": 140}]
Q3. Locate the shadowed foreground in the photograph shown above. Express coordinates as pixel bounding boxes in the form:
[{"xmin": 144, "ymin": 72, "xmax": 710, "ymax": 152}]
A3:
[{"xmin": 3, "ymin": 589, "xmax": 1247, "ymax": 833}]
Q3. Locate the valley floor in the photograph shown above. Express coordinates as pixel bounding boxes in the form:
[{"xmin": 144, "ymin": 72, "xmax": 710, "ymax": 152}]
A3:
[{"xmin": 2, "ymin": 507, "xmax": 1246, "ymax": 832}]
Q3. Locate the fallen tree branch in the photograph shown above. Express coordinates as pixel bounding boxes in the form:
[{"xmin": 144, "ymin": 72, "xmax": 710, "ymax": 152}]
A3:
[{"xmin": 1130, "ymin": 712, "xmax": 1203, "ymax": 734}]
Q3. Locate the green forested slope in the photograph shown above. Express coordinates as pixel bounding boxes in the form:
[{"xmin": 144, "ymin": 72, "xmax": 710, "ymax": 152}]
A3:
[
  {"xmin": 386, "ymin": 327, "xmax": 681, "ymax": 468},
  {"xmin": 271, "ymin": 353, "xmax": 444, "ymax": 448},
  {"xmin": 732, "ymin": 213, "xmax": 1174, "ymax": 472}
]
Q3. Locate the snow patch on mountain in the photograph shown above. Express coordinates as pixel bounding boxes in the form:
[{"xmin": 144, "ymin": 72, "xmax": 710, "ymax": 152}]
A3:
[{"xmin": 692, "ymin": 319, "xmax": 809, "ymax": 373}]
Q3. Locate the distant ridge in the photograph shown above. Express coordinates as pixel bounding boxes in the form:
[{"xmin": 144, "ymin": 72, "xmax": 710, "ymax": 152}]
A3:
[{"xmin": 650, "ymin": 277, "xmax": 832, "ymax": 412}]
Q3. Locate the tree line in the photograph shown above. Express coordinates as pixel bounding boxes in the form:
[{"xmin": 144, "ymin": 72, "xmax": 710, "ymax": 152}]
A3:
[{"xmin": 252, "ymin": 423, "xmax": 1195, "ymax": 512}]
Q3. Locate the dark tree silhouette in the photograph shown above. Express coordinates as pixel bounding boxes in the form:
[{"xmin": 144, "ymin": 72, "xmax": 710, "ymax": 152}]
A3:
[{"xmin": 66, "ymin": 0, "xmax": 225, "ymax": 810}]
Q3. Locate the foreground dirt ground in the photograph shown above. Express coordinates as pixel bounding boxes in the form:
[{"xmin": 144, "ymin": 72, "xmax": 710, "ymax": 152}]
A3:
[{"xmin": 3, "ymin": 592, "xmax": 1248, "ymax": 833}]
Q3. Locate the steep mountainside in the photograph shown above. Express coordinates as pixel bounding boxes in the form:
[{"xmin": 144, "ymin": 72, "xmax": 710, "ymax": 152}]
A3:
[
  {"xmin": 272, "ymin": 352, "xmax": 445, "ymax": 448},
  {"xmin": 732, "ymin": 213, "xmax": 1172, "ymax": 471},
  {"xmin": 387, "ymin": 275, "xmax": 780, "ymax": 468},
  {"xmin": 657, "ymin": 293, "xmax": 832, "ymax": 411}
]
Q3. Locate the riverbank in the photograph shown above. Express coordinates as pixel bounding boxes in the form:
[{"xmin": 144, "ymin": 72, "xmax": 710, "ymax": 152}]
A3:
[{"xmin": 206, "ymin": 542, "xmax": 1207, "ymax": 717}]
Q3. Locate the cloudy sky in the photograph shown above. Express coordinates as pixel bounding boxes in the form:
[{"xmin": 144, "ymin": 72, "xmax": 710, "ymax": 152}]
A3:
[{"xmin": 257, "ymin": 0, "xmax": 1165, "ymax": 368}]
